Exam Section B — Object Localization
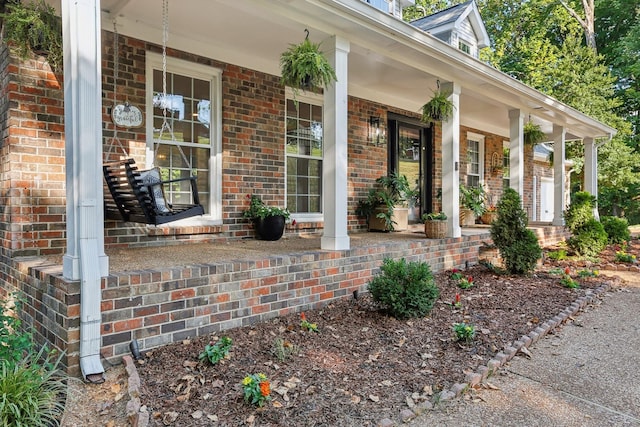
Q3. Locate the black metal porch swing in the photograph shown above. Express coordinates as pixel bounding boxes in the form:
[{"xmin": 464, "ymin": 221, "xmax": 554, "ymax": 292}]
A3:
[{"xmin": 103, "ymin": 2, "xmax": 204, "ymax": 225}]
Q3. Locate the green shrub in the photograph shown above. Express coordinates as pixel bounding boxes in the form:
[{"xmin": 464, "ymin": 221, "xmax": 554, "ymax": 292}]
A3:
[
  {"xmin": 368, "ymin": 258, "xmax": 439, "ymax": 319},
  {"xmin": 0, "ymin": 294, "xmax": 33, "ymax": 370},
  {"xmin": 564, "ymin": 192, "xmax": 596, "ymax": 233},
  {"xmin": 0, "ymin": 348, "xmax": 65, "ymax": 427},
  {"xmin": 567, "ymin": 219, "xmax": 608, "ymax": 257},
  {"xmin": 600, "ymin": 216, "xmax": 630, "ymax": 244},
  {"xmin": 547, "ymin": 249, "xmax": 567, "ymax": 261},
  {"xmin": 490, "ymin": 188, "xmax": 542, "ymax": 274}
]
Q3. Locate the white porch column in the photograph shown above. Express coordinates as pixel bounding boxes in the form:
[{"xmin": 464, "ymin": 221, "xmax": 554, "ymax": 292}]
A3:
[
  {"xmin": 583, "ymin": 137, "xmax": 599, "ymax": 220},
  {"xmin": 552, "ymin": 124, "xmax": 567, "ymax": 226},
  {"xmin": 321, "ymin": 35, "xmax": 350, "ymax": 250},
  {"xmin": 508, "ymin": 109, "xmax": 524, "ymax": 196},
  {"xmin": 441, "ymin": 82, "xmax": 461, "ymax": 238},
  {"xmin": 61, "ymin": 0, "xmax": 106, "ymax": 380}
]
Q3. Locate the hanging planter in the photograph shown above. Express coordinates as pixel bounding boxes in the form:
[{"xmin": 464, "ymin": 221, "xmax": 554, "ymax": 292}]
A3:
[
  {"xmin": 1, "ymin": 0, "xmax": 63, "ymax": 71},
  {"xmin": 280, "ymin": 29, "xmax": 337, "ymax": 99},
  {"xmin": 523, "ymin": 121, "xmax": 545, "ymax": 145},
  {"xmin": 420, "ymin": 81, "xmax": 455, "ymax": 124}
]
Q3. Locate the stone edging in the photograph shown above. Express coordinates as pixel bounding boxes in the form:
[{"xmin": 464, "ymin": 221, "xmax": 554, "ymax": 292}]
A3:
[
  {"xmin": 377, "ymin": 282, "xmax": 611, "ymax": 426},
  {"xmin": 121, "ymin": 283, "xmax": 611, "ymax": 427}
]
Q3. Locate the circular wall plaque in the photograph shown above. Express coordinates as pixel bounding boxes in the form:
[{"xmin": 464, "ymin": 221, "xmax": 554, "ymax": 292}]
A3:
[{"xmin": 111, "ymin": 103, "xmax": 143, "ymax": 128}]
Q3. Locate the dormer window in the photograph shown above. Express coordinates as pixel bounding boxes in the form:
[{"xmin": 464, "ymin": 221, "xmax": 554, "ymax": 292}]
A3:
[{"xmin": 458, "ymin": 40, "xmax": 471, "ymax": 54}]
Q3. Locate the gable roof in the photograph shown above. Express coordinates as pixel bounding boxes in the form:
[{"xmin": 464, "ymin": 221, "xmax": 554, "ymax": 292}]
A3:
[{"xmin": 411, "ymin": 0, "xmax": 490, "ymax": 49}]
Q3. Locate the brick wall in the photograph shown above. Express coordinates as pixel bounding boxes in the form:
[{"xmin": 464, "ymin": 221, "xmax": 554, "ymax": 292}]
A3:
[{"xmin": 2, "ymin": 227, "xmax": 569, "ymax": 375}]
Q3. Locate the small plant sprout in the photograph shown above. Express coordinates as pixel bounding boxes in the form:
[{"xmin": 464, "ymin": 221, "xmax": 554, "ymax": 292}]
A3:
[
  {"xmin": 453, "ymin": 293, "xmax": 462, "ymax": 308},
  {"xmin": 242, "ymin": 373, "xmax": 271, "ymax": 407},
  {"xmin": 577, "ymin": 269, "xmax": 598, "ymax": 278},
  {"xmin": 198, "ymin": 336, "xmax": 232, "ymax": 365},
  {"xmin": 457, "ymin": 276, "xmax": 474, "ymax": 290},
  {"xmin": 300, "ymin": 312, "xmax": 319, "ymax": 332},
  {"xmin": 272, "ymin": 337, "xmax": 299, "ymax": 362},
  {"xmin": 559, "ymin": 268, "xmax": 579, "ymax": 289},
  {"xmin": 450, "ymin": 269, "xmax": 464, "ymax": 281},
  {"xmin": 615, "ymin": 250, "xmax": 636, "ymax": 263},
  {"xmin": 453, "ymin": 322, "xmax": 476, "ymax": 343}
]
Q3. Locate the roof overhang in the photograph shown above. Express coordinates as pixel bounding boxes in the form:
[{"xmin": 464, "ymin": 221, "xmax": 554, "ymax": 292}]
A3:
[{"xmin": 57, "ymin": 0, "xmax": 615, "ymax": 142}]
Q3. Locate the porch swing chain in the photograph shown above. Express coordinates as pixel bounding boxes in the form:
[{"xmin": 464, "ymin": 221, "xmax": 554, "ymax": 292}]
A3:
[
  {"xmin": 105, "ymin": 19, "xmax": 129, "ymax": 159},
  {"xmin": 155, "ymin": 0, "xmax": 192, "ymax": 170}
]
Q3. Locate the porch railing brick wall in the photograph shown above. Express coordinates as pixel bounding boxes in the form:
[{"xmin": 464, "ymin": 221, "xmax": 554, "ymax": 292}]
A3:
[{"xmin": 2, "ymin": 228, "xmax": 569, "ymax": 376}]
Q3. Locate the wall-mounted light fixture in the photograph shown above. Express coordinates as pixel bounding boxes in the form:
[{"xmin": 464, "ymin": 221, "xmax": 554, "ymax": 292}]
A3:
[{"xmin": 369, "ymin": 116, "xmax": 381, "ymax": 145}]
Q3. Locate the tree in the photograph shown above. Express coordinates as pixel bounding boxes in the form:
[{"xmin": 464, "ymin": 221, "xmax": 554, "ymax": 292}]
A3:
[{"xmin": 559, "ymin": 0, "xmax": 596, "ymax": 51}]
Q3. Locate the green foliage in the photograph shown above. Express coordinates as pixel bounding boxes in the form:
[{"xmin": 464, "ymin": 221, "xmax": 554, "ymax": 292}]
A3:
[
  {"xmin": 546, "ymin": 249, "xmax": 567, "ymax": 261},
  {"xmin": 242, "ymin": 373, "xmax": 271, "ymax": 407},
  {"xmin": 356, "ymin": 173, "xmax": 412, "ymax": 231},
  {"xmin": 422, "ymin": 212, "xmax": 447, "ymax": 221},
  {"xmin": 421, "ymin": 89, "xmax": 455, "ymax": 124},
  {"xmin": 490, "ymin": 188, "xmax": 541, "ymax": 274},
  {"xmin": 564, "ymin": 191, "xmax": 597, "ymax": 233},
  {"xmin": 600, "ymin": 215, "xmax": 630, "ymax": 244},
  {"xmin": 198, "ymin": 336, "xmax": 232, "ymax": 366},
  {"xmin": 368, "ymin": 258, "xmax": 439, "ymax": 319},
  {"xmin": 567, "ymin": 219, "xmax": 608, "ymax": 257},
  {"xmin": 1, "ymin": 0, "xmax": 63, "ymax": 71},
  {"xmin": 242, "ymin": 195, "xmax": 290, "ymax": 221},
  {"xmin": 459, "ymin": 184, "xmax": 486, "ymax": 217},
  {"xmin": 271, "ymin": 338, "xmax": 299, "ymax": 362},
  {"xmin": 523, "ymin": 121, "xmax": 545, "ymax": 145},
  {"xmin": 280, "ymin": 34, "xmax": 337, "ymax": 100},
  {"xmin": 453, "ymin": 322, "xmax": 476, "ymax": 342},
  {"xmin": 0, "ymin": 294, "xmax": 33, "ymax": 370}
]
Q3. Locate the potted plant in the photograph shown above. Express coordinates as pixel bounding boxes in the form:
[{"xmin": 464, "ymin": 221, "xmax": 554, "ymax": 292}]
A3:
[
  {"xmin": 1, "ymin": 0, "xmax": 63, "ymax": 71},
  {"xmin": 242, "ymin": 195, "xmax": 291, "ymax": 241},
  {"xmin": 422, "ymin": 212, "xmax": 447, "ymax": 239},
  {"xmin": 420, "ymin": 87, "xmax": 454, "ymax": 124},
  {"xmin": 356, "ymin": 172, "xmax": 412, "ymax": 231},
  {"xmin": 459, "ymin": 184, "xmax": 486, "ymax": 226},
  {"xmin": 523, "ymin": 121, "xmax": 545, "ymax": 145},
  {"xmin": 280, "ymin": 30, "xmax": 337, "ymax": 100}
]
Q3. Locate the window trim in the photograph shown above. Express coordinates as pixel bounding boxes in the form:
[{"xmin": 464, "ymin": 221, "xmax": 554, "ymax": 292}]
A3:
[
  {"xmin": 284, "ymin": 87, "xmax": 324, "ymax": 223},
  {"xmin": 145, "ymin": 52, "xmax": 223, "ymax": 225},
  {"xmin": 466, "ymin": 132, "xmax": 485, "ymax": 186}
]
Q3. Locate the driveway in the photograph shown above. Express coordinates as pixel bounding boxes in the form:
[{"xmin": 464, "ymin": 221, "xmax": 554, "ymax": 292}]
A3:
[{"xmin": 408, "ymin": 270, "xmax": 640, "ymax": 427}]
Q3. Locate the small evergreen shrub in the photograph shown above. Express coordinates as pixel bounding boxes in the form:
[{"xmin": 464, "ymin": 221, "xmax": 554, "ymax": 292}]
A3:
[
  {"xmin": 368, "ymin": 258, "xmax": 439, "ymax": 319},
  {"xmin": 600, "ymin": 216, "xmax": 630, "ymax": 244},
  {"xmin": 567, "ymin": 219, "xmax": 608, "ymax": 257},
  {"xmin": 490, "ymin": 188, "xmax": 541, "ymax": 274},
  {"xmin": 564, "ymin": 192, "xmax": 597, "ymax": 233}
]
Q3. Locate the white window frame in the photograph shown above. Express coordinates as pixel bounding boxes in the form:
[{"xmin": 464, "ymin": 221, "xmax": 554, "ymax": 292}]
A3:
[
  {"xmin": 145, "ymin": 52, "xmax": 223, "ymax": 225},
  {"xmin": 466, "ymin": 132, "xmax": 485, "ymax": 187},
  {"xmin": 285, "ymin": 87, "xmax": 324, "ymax": 223}
]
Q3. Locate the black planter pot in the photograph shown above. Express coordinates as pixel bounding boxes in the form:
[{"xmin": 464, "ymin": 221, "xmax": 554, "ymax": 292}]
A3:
[{"xmin": 253, "ymin": 215, "xmax": 286, "ymax": 241}]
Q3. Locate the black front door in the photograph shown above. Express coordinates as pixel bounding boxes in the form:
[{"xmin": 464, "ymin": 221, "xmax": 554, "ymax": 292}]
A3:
[{"xmin": 388, "ymin": 115, "xmax": 433, "ymax": 221}]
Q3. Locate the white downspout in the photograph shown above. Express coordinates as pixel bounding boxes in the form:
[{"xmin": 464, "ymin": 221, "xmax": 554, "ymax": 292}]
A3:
[
  {"xmin": 61, "ymin": 0, "xmax": 107, "ymax": 382},
  {"xmin": 532, "ymin": 176, "xmax": 537, "ymax": 222}
]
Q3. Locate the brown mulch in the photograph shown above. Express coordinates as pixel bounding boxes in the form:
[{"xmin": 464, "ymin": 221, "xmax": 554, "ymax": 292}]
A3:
[{"xmin": 132, "ymin": 240, "xmax": 637, "ymax": 427}]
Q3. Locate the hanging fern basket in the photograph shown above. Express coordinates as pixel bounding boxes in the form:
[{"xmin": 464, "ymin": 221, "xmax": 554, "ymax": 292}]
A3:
[
  {"xmin": 280, "ymin": 30, "xmax": 337, "ymax": 97},
  {"xmin": 523, "ymin": 121, "xmax": 545, "ymax": 145},
  {"xmin": 420, "ymin": 87, "xmax": 454, "ymax": 124}
]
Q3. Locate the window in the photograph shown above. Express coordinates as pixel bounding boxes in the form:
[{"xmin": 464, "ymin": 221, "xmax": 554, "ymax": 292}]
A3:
[
  {"xmin": 502, "ymin": 143, "xmax": 510, "ymax": 190},
  {"xmin": 466, "ymin": 133, "xmax": 484, "ymax": 187},
  {"xmin": 458, "ymin": 40, "xmax": 471, "ymax": 54},
  {"xmin": 146, "ymin": 52, "xmax": 222, "ymax": 222},
  {"xmin": 285, "ymin": 92, "xmax": 323, "ymax": 215}
]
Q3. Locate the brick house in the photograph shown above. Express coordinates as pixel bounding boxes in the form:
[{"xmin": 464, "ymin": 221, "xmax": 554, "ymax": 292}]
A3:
[{"xmin": 0, "ymin": 0, "xmax": 615, "ymax": 378}]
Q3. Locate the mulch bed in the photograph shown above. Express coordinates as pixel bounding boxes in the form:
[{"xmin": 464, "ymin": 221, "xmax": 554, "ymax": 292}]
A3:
[{"xmin": 136, "ymin": 240, "xmax": 636, "ymax": 427}]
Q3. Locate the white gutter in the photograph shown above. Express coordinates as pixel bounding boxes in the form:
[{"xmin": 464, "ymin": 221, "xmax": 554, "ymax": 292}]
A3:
[{"xmin": 61, "ymin": 0, "xmax": 106, "ymax": 382}]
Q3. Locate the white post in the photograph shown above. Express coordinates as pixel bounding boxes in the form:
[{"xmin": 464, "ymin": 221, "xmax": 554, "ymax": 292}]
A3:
[
  {"xmin": 441, "ymin": 82, "xmax": 461, "ymax": 238},
  {"xmin": 321, "ymin": 35, "xmax": 350, "ymax": 250},
  {"xmin": 583, "ymin": 137, "xmax": 599, "ymax": 220},
  {"xmin": 61, "ymin": 0, "xmax": 106, "ymax": 381},
  {"xmin": 508, "ymin": 109, "xmax": 524, "ymax": 197},
  {"xmin": 552, "ymin": 124, "xmax": 566, "ymax": 226}
]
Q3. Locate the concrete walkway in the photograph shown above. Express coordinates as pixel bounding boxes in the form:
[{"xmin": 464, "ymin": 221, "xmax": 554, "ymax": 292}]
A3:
[{"xmin": 408, "ymin": 271, "xmax": 640, "ymax": 427}]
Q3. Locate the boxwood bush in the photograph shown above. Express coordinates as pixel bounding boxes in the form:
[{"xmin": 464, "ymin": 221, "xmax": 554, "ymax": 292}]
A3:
[
  {"xmin": 567, "ymin": 219, "xmax": 608, "ymax": 257},
  {"xmin": 368, "ymin": 258, "xmax": 439, "ymax": 319},
  {"xmin": 600, "ymin": 215, "xmax": 630, "ymax": 244}
]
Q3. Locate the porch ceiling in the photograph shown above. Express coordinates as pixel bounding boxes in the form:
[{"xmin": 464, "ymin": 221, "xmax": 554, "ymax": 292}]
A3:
[{"xmin": 68, "ymin": 0, "xmax": 614, "ymax": 141}]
